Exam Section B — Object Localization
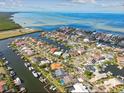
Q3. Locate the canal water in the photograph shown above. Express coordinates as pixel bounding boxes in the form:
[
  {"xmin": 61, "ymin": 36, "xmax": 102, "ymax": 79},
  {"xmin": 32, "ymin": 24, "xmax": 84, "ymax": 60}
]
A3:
[
  {"xmin": 39, "ymin": 37, "xmax": 69, "ymax": 52},
  {"xmin": 0, "ymin": 32, "xmax": 47, "ymax": 93},
  {"xmin": 0, "ymin": 32, "xmax": 69, "ymax": 93},
  {"xmin": 101, "ymin": 65, "xmax": 124, "ymax": 77}
]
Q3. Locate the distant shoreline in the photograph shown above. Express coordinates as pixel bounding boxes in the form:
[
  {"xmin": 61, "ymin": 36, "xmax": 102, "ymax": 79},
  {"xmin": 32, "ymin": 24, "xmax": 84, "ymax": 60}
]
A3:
[
  {"xmin": 0, "ymin": 12, "xmax": 42, "ymax": 40},
  {"xmin": 0, "ymin": 12, "xmax": 21, "ymax": 31},
  {"xmin": 12, "ymin": 12, "xmax": 124, "ymax": 35}
]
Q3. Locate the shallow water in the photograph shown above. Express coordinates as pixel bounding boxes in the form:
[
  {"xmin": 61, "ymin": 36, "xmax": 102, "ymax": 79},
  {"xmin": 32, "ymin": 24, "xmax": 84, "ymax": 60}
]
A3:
[{"xmin": 12, "ymin": 12, "xmax": 124, "ymax": 35}]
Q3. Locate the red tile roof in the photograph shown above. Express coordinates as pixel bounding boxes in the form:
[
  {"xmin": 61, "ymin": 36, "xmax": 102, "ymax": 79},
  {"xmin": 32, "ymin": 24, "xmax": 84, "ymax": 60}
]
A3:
[
  {"xmin": 0, "ymin": 81, "xmax": 6, "ymax": 92},
  {"xmin": 51, "ymin": 63, "xmax": 62, "ymax": 70},
  {"xmin": 50, "ymin": 48, "xmax": 58, "ymax": 53}
]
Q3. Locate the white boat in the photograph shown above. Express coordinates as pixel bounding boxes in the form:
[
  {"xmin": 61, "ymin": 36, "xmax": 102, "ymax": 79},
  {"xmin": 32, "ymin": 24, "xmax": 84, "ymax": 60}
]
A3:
[
  {"xmin": 28, "ymin": 66, "xmax": 34, "ymax": 71},
  {"xmin": 49, "ymin": 85, "xmax": 54, "ymax": 90},
  {"xmin": 32, "ymin": 71, "xmax": 39, "ymax": 78},
  {"xmin": 39, "ymin": 77, "xmax": 44, "ymax": 83},
  {"xmin": 2, "ymin": 57, "xmax": 6, "ymax": 60},
  {"xmin": 14, "ymin": 77, "xmax": 22, "ymax": 86},
  {"xmin": 24, "ymin": 63, "xmax": 31, "ymax": 68},
  {"xmin": 52, "ymin": 87, "xmax": 57, "ymax": 91},
  {"xmin": 7, "ymin": 66, "xmax": 13, "ymax": 71}
]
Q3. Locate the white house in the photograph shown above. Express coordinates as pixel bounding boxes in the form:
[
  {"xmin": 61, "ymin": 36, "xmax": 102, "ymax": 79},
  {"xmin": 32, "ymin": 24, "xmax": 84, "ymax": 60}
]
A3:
[
  {"xmin": 54, "ymin": 51, "xmax": 63, "ymax": 56},
  {"xmin": 71, "ymin": 83, "xmax": 89, "ymax": 93}
]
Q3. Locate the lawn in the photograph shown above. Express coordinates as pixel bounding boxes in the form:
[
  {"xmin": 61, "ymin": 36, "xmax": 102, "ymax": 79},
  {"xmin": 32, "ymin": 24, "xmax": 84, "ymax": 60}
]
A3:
[
  {"xmin": 0, "ymin": 12, "xmax": 21, "ymax": 31},
  {"xmin": 0, "ymin": 28, "xmax": 40, "ymax": 40}
]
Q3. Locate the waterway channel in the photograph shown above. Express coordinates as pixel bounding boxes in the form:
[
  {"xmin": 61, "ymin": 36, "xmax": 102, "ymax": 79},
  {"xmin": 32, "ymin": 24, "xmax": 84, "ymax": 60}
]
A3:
[{"xmin": 0, "ymin": 32, "xmax": 47, "ymax": 93}]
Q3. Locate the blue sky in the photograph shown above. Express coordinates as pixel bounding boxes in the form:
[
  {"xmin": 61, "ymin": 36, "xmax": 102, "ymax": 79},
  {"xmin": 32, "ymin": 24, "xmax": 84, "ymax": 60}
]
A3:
[{"xmin": 0, "ymin": 0, "xmax": 124, "ymax": 13}]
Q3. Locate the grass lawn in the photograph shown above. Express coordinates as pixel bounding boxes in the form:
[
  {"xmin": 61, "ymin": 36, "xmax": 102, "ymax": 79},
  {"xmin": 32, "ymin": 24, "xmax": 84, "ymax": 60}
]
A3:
[
  {"xmin": 0, "ymin": 28, "xmax": 40, "ymax": 40},
  {"xmin": 0, "ymin": 12, "xmax": 21, "ymax": 31}
]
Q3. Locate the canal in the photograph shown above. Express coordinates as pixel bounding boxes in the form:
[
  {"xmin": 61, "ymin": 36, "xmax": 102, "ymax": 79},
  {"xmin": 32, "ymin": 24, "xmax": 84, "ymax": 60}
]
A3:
[
  {"xmin": 0, "ymin": 32, "xmax": 47, "ymax": 93},
  {"xmin": 101, "ymin": 65, "xmax": 124, "ymax": 77}
]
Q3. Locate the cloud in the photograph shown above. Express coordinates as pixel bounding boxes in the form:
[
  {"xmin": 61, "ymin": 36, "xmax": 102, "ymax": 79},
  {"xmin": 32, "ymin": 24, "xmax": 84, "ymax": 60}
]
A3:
[
  {"xmin": 0, "ymin": 2, "xmax": 5, "ymax": 5},
  {"xmin": 0, "ymin": 0, "xmax": 24, "ymax": 8},
  {"xmin": 71, "ymin": 0, "xmax": 96, "ymax": 4}
]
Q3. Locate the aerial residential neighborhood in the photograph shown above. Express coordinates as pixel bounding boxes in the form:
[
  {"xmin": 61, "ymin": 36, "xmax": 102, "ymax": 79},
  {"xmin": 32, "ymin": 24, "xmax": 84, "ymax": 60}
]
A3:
[
  {"xmin": 0, "ymin": 0, "xmax": 124, "ymax": 93},
  {"xmin": 7, "ymin": 27, "xmax": 124, "ymax": 93}
]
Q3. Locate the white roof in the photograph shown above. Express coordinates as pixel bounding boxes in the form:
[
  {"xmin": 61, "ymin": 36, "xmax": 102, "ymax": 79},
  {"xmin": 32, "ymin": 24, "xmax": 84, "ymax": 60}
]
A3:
[
  {"xmin": 54, "ymin": 51, "xmax": 63, "ymax": 56},
  {"xmin": 14, "ymin": 77, "xmax": 21, "ymax": 86},
  {"xmin": 83, "ymin": 38, "xmax": 89, "ymax": 42},
  {"xmin": 71, "ymin": 83, "xmax": 89, "ymax": 93}
]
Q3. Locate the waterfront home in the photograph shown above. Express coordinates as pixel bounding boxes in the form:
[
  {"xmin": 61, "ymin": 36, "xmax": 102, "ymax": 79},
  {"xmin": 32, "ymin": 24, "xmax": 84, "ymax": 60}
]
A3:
[
  {"xmin": 69, "ymin": 50, "xmax": 80, "ymax": 57},
  {"xmin": 61, "ymin": 75, "xmax": 73, "ymax": 85},
  {"xmin": 39, "ymin": 59, "xmax": 50, "ymax": 66},
  {"xmin": 31, "ymin": 57, "xmax": 40, "ymax": 63},
  {"xmin": 90, "ymin": 72, "xmax": 107, "ymax": 83},
  {"xmin": 50, "ymin": 48, "xmax": 58, "ymax": 54},
  {"xmin": 75, "ymin": 47, "xmax": 86, "ymax": 55},
  {"xmin": 15, "ymin": 41, "xmax": 25, "ymax": 46},
  {"xmin": 14, "ymin": 77, "xmax": 21, "ymax": 86},
  {"xmin": 119, "ymin": 40, "xmax": 124, "ymax": 47},
  {"xmin": 92, "ymin": 52, "xmax": 103, "ymax": 61},
  {"xmin": 83, "ymin": 38, "xmax": 90, "ymax": 43},
  {"xmin": 51, "ymin": 63, "xmax": 62, "ymax": 70},
  {"xmin": 54, "ymin": 69, "xmax": 65, "ymax": 77},
  {"xmin": 61, "ymin": 75, "xmax": 78, "ymax": 86},
  {"xmin": 117, "ymin": 55, "xmax": 124, "ymax": 66},
  {"xmin": 53, "ymin": 51, "xmax": 63, "ymax": 57},
  {"xmin": 84, "ymin": 65, "xmax": 96, "ymax": 72},
  {"xmin": 24, "ymin": 49, "xmax": 34, "ymax": 56},
  {"xmin": 71, "ymin": 83, "xmax": 89, "ymax": 93},
  {"xmin": 0, "ymin": 81, "xmax": 6, "ymax": 93},
  {"xmin": 62, "ymin": 52, "xmax": 70, "ymax": 59},
  {"xmin": 37, "ymin": 41, "xmax": 44, "ymax": 46},
  {"xmin": 30, "ymin": 38, "xmax": 37, "ymax": 43}
]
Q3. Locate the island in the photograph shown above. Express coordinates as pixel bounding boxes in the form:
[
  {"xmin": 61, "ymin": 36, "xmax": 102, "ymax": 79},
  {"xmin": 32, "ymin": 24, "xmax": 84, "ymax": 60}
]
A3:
[
  {"xmin": 0, "ymin": 12, "xmax": 41, "ymax": 40},
  {"xmin": 0, "ymin": 12, "xmax": 21, "ymax": 31},
  {"xmin": 10, "ymin": 27, "xmax": 124, "ymax": 93}
]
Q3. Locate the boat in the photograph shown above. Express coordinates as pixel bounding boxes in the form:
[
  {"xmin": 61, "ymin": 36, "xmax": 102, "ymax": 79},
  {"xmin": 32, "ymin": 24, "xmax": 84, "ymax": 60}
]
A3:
[
  {"xmin": 39, "ymin": 76, "xmax": 44, "ymax": 83},
  {"xmin": 52, "ymin": 87, "xmax": 57, "ymax": 91},
  {"xmin": 2, "ymin": 57, "xmax": 6, "ymax": 60},
  {"xmin": 14, "ymin": 77, "xmax": 22, "ymax": 86},
  {"xmin": 28, "ymin": 66, "xmax": 34, "ymax": 71},
  {"xmin": 37, "ymin": 72, "xmax": 42, "ymax": 76},
  {"xmin": 49, "ymin": 85, "xmax": 54, "ymax": 90},
  {"xmin": 10, "ymin": 70, "xmax": 16, "ymax": 77},
  {"xmin": 32, "ymin": 71, "xmax": 39, "ymax": 78},
  {"xmin": 19, "ymin": 87, "xmax": 26, "ymax": 93},
  {"xmin": 5, "ymin": 61, "xmax": 9, "ymax": 65},
  {"xmin": 7, "ymin": 66, "xmax": 13, "ymax": 71},
  {"xmin": 24, "ymin": 62, "xmax": 31, "ymax": 68}
]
